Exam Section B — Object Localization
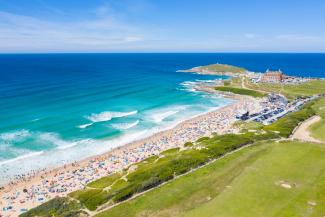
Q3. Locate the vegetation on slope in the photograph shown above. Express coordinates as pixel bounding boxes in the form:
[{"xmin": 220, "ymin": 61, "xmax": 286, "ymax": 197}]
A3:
[
  {"xmin": 96, "ymin": 141, "xmax": 325, "ymax": 217},
  {"xmin": 215, "ymin": 86, "xmax": 266, "ymax": 98},
  {"xmin": 68, "ymin": 131, "xmax": 277, "ymax": 211},
  {"xmin": 20, "ymin": 197, "xmax": 86, "ymax": 217}
]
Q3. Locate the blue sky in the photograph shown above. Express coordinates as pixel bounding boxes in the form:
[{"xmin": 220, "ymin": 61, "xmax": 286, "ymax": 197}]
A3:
[{"xmin": 0, "ymin": 0, "xmax": 324, "ymax": 52}]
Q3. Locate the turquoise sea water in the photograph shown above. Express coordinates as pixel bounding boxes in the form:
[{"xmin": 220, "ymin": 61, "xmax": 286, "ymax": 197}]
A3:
[
  {"xmin": 0, "ymin": 53, "xmax": 324, "ymax": 182},
  {"xmin": 0, "ymin": 54, "xmax": 232, "ymax": 182}
]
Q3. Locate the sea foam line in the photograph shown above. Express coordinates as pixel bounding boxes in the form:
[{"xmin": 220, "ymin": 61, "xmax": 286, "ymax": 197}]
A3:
[
  {"xmin": 0, "ymin": 151, "xmax": 45, "ymax": 166},
  {"xmin": 79, "ymin": 110, "xmax": 138, "ymax": 129},
  {"xmin": 111, "ymin": 120, "xmax": 140, "ymax": 130},
  {"xmin": 86, "ymin": 110, "xmax": 138, "ymax": 122}
]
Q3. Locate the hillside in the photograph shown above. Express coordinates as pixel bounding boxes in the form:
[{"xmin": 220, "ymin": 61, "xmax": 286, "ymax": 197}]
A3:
[{"xmin": 95, "ymin": 140, "xmax": 325, "ymax": 217}]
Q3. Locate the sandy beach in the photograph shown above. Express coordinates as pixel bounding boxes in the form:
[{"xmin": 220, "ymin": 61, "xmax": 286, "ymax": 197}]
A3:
[{"xmin": 0, "ymin": 96, "xmax": 262, "ymax": 217}]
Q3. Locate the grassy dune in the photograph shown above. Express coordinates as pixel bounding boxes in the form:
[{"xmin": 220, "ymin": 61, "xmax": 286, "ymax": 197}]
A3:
[{"xmin": 96, "ymin": 141, "xmax": 325, "ymax": 217}]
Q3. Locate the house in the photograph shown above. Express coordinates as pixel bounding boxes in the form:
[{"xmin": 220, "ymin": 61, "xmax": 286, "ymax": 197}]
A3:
[{"xmin": 261, "ymin": 70, "xmax": 284, "ymax": 83}]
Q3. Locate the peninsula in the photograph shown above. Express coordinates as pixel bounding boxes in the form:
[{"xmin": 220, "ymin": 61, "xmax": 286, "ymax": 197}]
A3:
[{"xmin": 179, "ymin": 63, "xmax": 247, "ymax": 76}]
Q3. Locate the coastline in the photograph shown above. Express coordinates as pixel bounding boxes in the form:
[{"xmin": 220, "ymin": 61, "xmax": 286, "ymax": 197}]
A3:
[{"xmin": 0, "ymin": 95, "xmax": 262, "ymax": 216}]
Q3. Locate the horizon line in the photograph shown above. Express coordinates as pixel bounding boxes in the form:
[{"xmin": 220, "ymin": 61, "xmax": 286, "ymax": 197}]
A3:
[{"xmin": 1, "ymin": 51, "xmax": 325, "ymax": 55}]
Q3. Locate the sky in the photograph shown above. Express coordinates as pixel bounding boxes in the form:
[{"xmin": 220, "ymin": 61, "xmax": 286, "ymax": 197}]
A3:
[{"xmin": 0, "ymin": 0, "xmax": 325, "ymax": 53}]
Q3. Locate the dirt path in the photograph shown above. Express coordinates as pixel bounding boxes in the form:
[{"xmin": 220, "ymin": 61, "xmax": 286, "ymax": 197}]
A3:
[
  {"xmin": 291, "ymin": 115, "xmax": 322, "ymax": 143},
  {"xmin": 241, "ymin": 77, "xmax": 269, "ymax": 94}
]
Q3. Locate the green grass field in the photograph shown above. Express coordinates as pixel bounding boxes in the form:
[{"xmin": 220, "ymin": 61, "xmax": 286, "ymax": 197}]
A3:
[
  {"xmin": 245, "ymin": 80, "xmax": 325, "ymax": 99},
  {"xmin": 199, "ymin": 64, "xmax": 247, "ymax": 74},
  {"xmin": 215, "ymin": 86, "xmax": 266, "ymax": 98},
  {"xmin": 309, "ymin": 97, "xmax": 325, "ymax": 142},
  {"xmin": 95, "ymin": 141, "xmax": 325, "ymax": 217}
]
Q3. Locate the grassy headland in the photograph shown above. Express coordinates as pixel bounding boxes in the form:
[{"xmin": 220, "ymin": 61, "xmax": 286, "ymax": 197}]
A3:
[{"xmin": 197, "ymin": 64, "xmax": 247, "ymax": 75}]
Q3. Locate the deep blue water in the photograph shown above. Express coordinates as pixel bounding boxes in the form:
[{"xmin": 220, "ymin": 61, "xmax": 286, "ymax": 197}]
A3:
[{"xmin": 0, "ymin": 53, "xmax": 324, "ymax": 182}]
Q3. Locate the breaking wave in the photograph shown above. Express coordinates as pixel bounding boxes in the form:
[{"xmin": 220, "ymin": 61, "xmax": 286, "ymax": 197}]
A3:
[
  {"xmin": 85, "ymin": 110, "xmax": 138, "ymax": 123},
  {"xmin": 111, "ymin": 120, "xmax": 140, "ymax": 130}
]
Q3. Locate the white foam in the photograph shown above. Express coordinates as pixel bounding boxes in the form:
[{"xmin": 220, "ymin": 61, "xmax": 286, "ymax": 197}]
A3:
[
  {"xmin": 180, "ymin": 81, "xmax": 200, "ymax": 93},
  {"xmin": 180, "ymin": 81, "xmax": 196, "ymax": 86},
  {"xmin": 78, "ymin": 123, "xmax": 93, "ymax": 129},
  {"xmin": 0, "ymin": 130, "xmax": 30, "ymax": 142},
  {"xmin": 37, "ymin": 132, "xmax": 70, "ymax": 147},
  {"xmin": 0, "ymin": 151, "xmax": 44, "ymax": 166},
  {"xmin": 56, "ymin": 139, "xmax": 95, "ymax": 150},
  {"xmin": 152, "ymin": 110, "xmax": 179, "ymax": 123},
  {"xmin": 149, "ymin": 105, "xmax": 188, "ymax": 123},
  {"xmin": 111, "ymin": 120, "xmax": 140, "ymax": 130},
  {"xmin": 86, "ymin": 110, "xmax": 138, "ymax": 123}
]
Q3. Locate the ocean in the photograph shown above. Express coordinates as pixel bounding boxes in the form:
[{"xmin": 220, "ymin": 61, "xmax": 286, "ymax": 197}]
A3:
[{"xmin": 0, "ymin": 53, "xmax": 324, "ymax": 183}]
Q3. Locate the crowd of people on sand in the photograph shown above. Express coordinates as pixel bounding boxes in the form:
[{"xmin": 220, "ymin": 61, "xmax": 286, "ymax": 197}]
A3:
[{"xmin": 0, "ymin": 97, "xmax": 262, "ymax": 217}]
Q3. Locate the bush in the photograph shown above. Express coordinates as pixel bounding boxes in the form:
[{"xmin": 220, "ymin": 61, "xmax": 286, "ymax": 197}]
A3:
[
  {"xmin": 112, "ymin": 185, "xmax": 138, "ymax": 202},
  {"xmin": 140, "ymin": 177, "xmax": 162, "ymax": 191},
  {"xmin": 20, "ymin": 197, "xmax": 86, "ymax": 217},
  {"xmin": 69, "ymin": 189, "xmax": 109, "ymax": 211},
  {"xmin": 184, "ymin": 142, "xmax": 194, "ymax": 147}
]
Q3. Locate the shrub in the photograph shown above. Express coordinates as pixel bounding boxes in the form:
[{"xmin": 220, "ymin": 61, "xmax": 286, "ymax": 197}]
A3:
[
  {"xmin": 20, "ymin": 197, "xmax": 85, "ymax": 217},
  {"xmin": 184, "ymin": 142, "xmax": 194, "ymax": 147},
  {"xmin": 112, "ymin": 185, "xmax": 138, "ymax": 202},
  {"xmin": 69, "ymin": 189, "xmax": 108, "ymax": 211},
  {"xmin": 140, "ymin": 177, "xmax": 162, "ymax": 191}
]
